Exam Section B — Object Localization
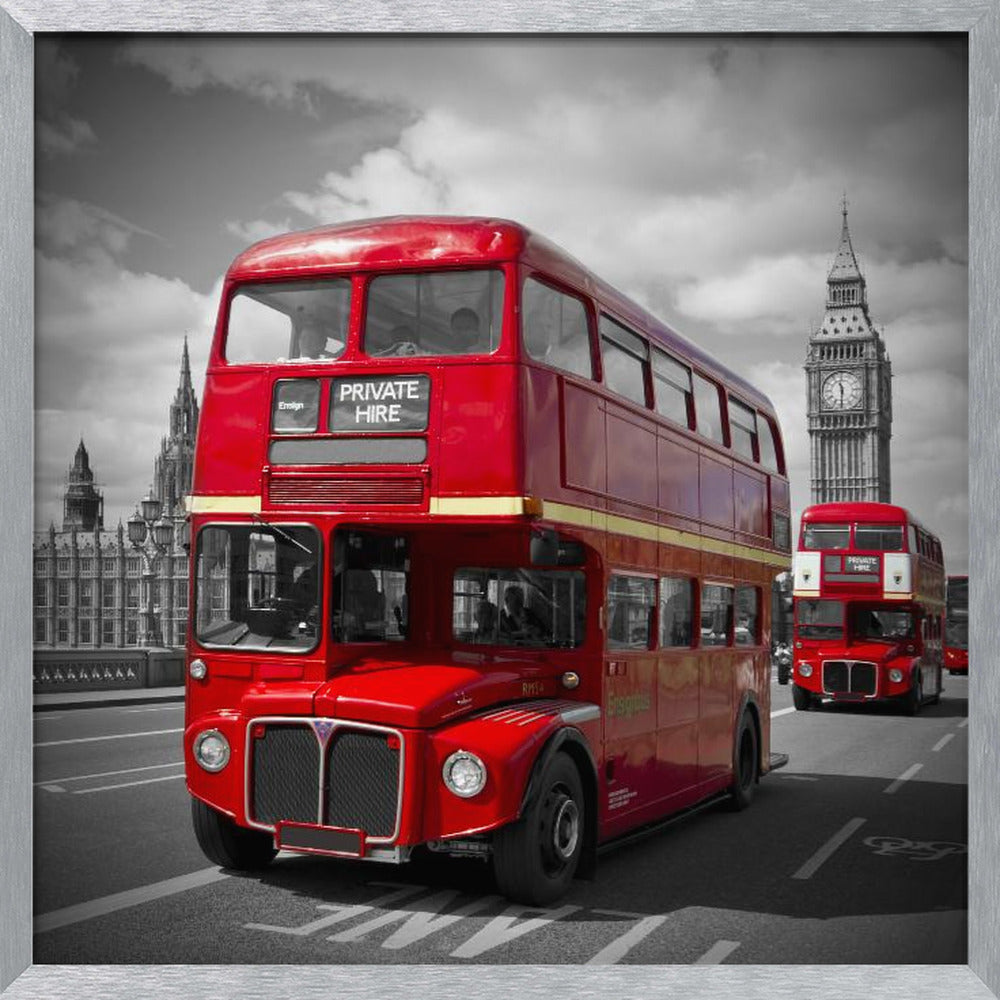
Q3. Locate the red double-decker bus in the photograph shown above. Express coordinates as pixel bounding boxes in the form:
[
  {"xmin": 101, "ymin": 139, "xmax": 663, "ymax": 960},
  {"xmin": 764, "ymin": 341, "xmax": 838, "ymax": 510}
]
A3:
[
  {"xmin": 945, "ymin": 575, "xmax": 968, "ymax": 674},
  {"xmin": 791, "ymin": 502, "xmax": 945, "ymax": 713},
  {"xmin": 184, "ymin": 216, "xmax": 791, "ymax": 904}
]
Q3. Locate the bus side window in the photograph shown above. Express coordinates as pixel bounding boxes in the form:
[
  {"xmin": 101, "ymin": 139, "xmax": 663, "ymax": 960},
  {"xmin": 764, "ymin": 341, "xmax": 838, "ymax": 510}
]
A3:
[
  {"xmin": 522, "ymin": 277, "xmax": 593, "ymax": 379},
  {"xmin": 659, "ymin": 576, "xmax": 693, "ymax": 647},
  {"xmin": 692, "ymin": 373, "xmax": 725, "ymax": 444},
  {"xmin": 608, "ymin": 574, "xmax": 655, "ymax": 649}
]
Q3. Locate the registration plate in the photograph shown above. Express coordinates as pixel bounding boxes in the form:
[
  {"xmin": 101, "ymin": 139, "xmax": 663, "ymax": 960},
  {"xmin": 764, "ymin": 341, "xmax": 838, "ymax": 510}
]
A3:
[{"xmin": 277, "ymin": 822, "xmax": 365, "ymax": 857}]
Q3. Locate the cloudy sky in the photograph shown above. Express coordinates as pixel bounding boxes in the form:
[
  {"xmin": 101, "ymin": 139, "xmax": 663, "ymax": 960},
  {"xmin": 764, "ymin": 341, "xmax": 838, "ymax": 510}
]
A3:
[{"xmin": 34, "ymin": 35, "xmax": 969, "ymax": 572}]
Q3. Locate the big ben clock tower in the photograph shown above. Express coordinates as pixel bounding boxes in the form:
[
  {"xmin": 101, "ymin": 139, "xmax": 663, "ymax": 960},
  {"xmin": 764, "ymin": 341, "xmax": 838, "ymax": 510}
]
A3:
[{"xmin": 805, "ymin": 199, "xmax": 892, "ymax": 503}]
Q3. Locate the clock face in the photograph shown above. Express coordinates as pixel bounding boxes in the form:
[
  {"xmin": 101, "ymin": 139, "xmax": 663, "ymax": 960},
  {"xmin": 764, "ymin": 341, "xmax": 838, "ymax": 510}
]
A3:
[{"xmin": 822, "ymin": 371, "xmax": 862, "ymax": 410}]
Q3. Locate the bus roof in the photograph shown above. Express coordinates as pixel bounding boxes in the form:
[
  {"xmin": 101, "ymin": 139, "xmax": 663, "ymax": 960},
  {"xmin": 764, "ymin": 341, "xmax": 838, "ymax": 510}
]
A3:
[
  {"xmin": 801, "ymin": 501, "xmax": 934, "ymax": 534},
  {"xmin": 227, "ymin": 215, "xmax": 775, "ymax": 415}
]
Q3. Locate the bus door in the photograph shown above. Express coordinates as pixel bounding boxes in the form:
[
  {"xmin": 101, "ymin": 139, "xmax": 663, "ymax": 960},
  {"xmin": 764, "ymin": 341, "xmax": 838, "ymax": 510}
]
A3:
[
  {"xmin": 698, "ymin": 582, "xmax": 737, "ymax": 784},
  {"xmin": 603, "ymin": 573, "xmax": 659, "ymax": 825}
]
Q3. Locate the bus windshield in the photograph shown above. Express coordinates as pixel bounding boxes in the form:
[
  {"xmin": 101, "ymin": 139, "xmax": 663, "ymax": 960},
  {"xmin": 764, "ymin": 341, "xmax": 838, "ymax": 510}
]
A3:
[
  {"xmin": 363, "ymin": 269, "xmax": 504, "ymax": 357},
  {"xmin": 796, "ymin": 599, "xmax": 843, "ymax": 638},
  {"xmin": 453, "ymin": 568, "xmax": 586, "ymax": 648},
  {"xmin": 802, "ymin": 524, "xmax": 850, "ymax": 550},
  {"xmin": 854, "ymin": 524, "xmax": 904, "ymax": 551},
  {"xmin": 195, "ymin": 524, "xmax": 320, "ymax": 651},
  {"xmin": 226, "ymin": 279, "xmax": 351, "ymax": 363},
  {"xmin": 849, "ymin": 606, "xmax": 915, "ymax": 640}
]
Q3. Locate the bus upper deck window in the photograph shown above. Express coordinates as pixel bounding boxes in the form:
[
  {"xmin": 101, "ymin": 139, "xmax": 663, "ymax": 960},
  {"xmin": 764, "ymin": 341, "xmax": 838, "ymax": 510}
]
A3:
[
  {"xmin": 225, "ymin": 280, "xmax": 350, "ymax": 364},
  {"xmin": 802, "ymin": 523, "xmax": 850, "ymax": 550},
  {"xmin": 363, "ymin": 269, "xmax": 504, "ymax": 358},
  {"xmin": 521, "ymin": 278, "xmax": 593, "ymax": 378},
  {"xmin": 854, "ymin": 524, "xmax": 904, "ymax": 551}
]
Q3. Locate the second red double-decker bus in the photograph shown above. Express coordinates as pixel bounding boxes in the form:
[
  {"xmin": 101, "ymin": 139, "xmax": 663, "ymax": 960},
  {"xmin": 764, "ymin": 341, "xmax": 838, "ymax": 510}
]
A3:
[
  {"xmin": 184, "ymin": 215, "xmax": 791, "ymax": 904},
  {"xmin": 791, "ymin": 502, "xmax": 945, "ymax": 713},
  {"xmin": 945, "ymin": 574, "xmax": 968, "ymax": 674}
]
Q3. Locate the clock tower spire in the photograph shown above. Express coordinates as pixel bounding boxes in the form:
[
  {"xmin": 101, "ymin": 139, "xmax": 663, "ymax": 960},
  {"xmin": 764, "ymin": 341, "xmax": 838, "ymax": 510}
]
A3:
[{"xmin": 805, "ymin": 201, "xmax": 892, "ymax": 503}]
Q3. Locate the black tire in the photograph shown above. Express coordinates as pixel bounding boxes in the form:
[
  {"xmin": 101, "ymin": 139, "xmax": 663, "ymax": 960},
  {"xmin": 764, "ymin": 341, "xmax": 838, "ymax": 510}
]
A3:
[
  {"xmin": 792, "ymin": 685, "xmax": 814, "ymax": 711},
  {"xmin": 191, "ymin": 797, "xmax": 277, "ymax": 870},
  {"xmin": 905, "ymin": 672, "xmax": 923, "ymax": 716},
  {"xmin": 729, "ymin": 712, "xmax": 758, "ymax": 811},
  {"xmin": 493, "ymin": 752, "xmax": 584, "ymax": 906}
]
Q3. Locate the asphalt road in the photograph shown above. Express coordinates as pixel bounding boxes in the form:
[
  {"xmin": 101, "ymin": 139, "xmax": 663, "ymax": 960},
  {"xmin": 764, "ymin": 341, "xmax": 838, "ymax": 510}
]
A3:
[{"xmin": 32, "ymin": 672, "xmax": 968, "ymax": 965}]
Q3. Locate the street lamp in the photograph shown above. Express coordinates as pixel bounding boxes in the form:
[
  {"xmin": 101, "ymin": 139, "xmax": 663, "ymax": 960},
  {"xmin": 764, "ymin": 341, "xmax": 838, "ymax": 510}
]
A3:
[{"xmin": 128, "ymin": 491, "xmax": 175, "ymax": 647}]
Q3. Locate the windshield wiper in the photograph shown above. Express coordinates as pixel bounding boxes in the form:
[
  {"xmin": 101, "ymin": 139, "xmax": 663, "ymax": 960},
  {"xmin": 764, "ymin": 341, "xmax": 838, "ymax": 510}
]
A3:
[{"xmin": 251, "ymin": 512, "xmax": 313, "ymax": 554}]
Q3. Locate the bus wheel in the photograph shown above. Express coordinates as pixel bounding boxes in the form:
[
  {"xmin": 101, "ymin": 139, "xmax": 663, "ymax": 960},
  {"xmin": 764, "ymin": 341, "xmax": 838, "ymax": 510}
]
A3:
[
  {"xmin": 191, "ymin": 797, "xmax": 277, "ymax": 870},
  {"xmin": 729, "ymin": 712, "xmax": 758, "ymax": 811},
  {"xmin": 493, "ymin": 752, "xmax": 584, "ymax": 906},
  {"xmin": 906, "ymin": 674, "xmax": 923, "ymax": 717},
  {"xmin": 792, "ymin": 685, "xmax": 814, "ymax": 711}
]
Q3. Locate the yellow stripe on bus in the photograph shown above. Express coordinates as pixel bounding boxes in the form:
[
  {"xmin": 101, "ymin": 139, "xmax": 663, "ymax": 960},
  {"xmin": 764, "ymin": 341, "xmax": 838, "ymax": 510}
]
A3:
[
  {"xmin": 430, "ymin": 496, "xmax": 789, "ymax": 570},
  {"xmin": 186, "ymin": 495, "xmax": 262, "ymax": 514}
]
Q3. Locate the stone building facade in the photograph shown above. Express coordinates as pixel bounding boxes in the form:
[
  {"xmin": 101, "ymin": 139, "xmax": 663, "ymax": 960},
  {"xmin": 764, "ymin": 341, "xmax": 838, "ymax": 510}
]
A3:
[
  {"xmin": 805, "ymin": 202, "xmax": 892, "ymax": 503},
  {"xmin": 33, "ymin": 340, "xmax": 199, "ymax": 649}
]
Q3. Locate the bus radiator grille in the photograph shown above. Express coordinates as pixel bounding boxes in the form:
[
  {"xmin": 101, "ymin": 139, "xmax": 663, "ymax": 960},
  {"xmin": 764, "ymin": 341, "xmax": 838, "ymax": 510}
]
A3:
[
  {"xmin": 324, "ymin": 730, "xmax": 400, "ymax": 838},
  {"xmin": 268, "ymin": 476, "xmax": 424, "ymax": 506},
  {"xmin": 823, "ymin": 660, "xmax": 877, "ymax": 696},
  {"xmin": 251, "ymin": 724, "xmax": 321, "ymax": 825}
]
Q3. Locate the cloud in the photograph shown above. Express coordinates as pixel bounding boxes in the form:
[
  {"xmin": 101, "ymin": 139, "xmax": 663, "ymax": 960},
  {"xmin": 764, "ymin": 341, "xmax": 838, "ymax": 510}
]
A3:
[
  {"xmin": 35, "ymin": 41, "xmax": 98, "ymax": 158},
  {"xmin": 34, "ymin": 195, "xmax": 219, "ymax": 528}
]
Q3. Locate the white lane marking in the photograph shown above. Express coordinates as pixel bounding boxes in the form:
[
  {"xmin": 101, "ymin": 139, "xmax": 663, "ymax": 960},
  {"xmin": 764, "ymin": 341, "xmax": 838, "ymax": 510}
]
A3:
[
  {"xmin": 74, "ymin": 773, "xmax": 187, "ymax": 794},
  {"xmin": 34, "ymin": 727, "xmax": 183, "ymax": 748},
  {"xmin": 33, "ymin": 714, "xmax": 65, "ymax": 721},
  {"xmin": 34, "ymin": 866, "xmax": 229, "ymax": 933},
  {"xmin": 42, "ymin": 785, "xmax": 66, "ymax": 793},
  {"xmin": 771, "ymin": 707, "xmax": 796, "ymax": 719},
  {"xmin": 932, "ymin": 733, "xmax": 955, "ymax": 753},
  {"xmin": 246, "ymin": 885, "xmax": 426, "ymax": 936},
  {"xmin": 884, "ymin": 763, "xmax": 923, "ymax": 795},
  {"xmin": 792, "ymin": 817, "xmax": 867, "ymax": 880},
  {"xmin": 450, "ymin": 903, "xmax": 580, "ymax": 959},
  {"xmin": 121, "ymin": 705, "xmax": 184, "ymax": 714},
  {"xmin": 586, "ymin": 913, "xmax": 668, "ymax": 965},
  {"xmin": 34, "ymin": 761, "xmax": 184, "ymax": 787},
  {"xmin": 958, "ymin": 718, "xmax": 968, "ymax": 729},
  {"xmin": 330, "ymin": 890, "xmax": 500, "ymax": 947},
  {"xmin": 696, "ymin": 939, "xmax": 740, "ymax": 964},
  {"xmin": 778, "ymin": 775, "xmax": 819, "ymax": 782}
]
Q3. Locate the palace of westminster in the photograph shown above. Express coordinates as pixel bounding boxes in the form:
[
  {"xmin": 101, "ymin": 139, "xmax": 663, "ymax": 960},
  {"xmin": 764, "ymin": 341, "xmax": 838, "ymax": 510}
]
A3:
[{"xmin": 32, "ymin": 205, "xmax": 892, "ymax": 649}]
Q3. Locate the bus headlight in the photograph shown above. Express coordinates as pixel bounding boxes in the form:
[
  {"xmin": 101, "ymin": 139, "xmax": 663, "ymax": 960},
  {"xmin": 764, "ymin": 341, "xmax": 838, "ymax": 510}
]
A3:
[
  {"xmin": 798, "ymin": 662, "xmax": 813, "ymax": 678},
  {"xmin": 889, "ymin": 668, "xmax": 904, "ymax": 684},
  {"xmin": 442, "ymin": 750, "xmax": 487, "ymax": 798},
  {"xmin": 193, "ymin": 729, "xmax": 230, "ymax": 772},
  {"xmin": 189, "ymin": 658, "xmax": 207, "ymax": 680}
]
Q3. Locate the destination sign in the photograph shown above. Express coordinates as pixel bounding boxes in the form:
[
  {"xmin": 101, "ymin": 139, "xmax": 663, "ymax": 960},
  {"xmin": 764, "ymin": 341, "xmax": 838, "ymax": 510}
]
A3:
[
  {"xmin": 330, "ymin": 375, "xmax": 430, "ymax": 433},
  {"xmin": 845, "ymin": 555, "xmax": 880, "ymax": 574}
]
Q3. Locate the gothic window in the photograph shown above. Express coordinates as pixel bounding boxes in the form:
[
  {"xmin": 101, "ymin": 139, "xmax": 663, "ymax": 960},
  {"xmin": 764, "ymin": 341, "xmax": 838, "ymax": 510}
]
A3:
[
  {"xmin": 126, "ymin": 620, "xmax": 138, "ymax": 645},
  {"xmin": 58, "ymin": 558, "xmax": 70, "ymax": 574},
  {"xmin": 103, "ymin": 557, "xmax": 116, "ymax": 573},
  {"xmin": 34, "ymin": 559, "xmax": 47, "ymax": 576},
  {"xmin": 102, "ymin": 582, "xmax": 116, "ymax": 609},
  {"xmin": 79, "ymin": 619, "xmax": 93, "ymax": 645},
  {"xmin": 126, "ymin": 557, "xmax": 140, "ymax": 576},
  {"xmin": 34, "ymin": 580, "xmax": 47, "ymax": 606},
  {"xmin": 34, "ymin": 619, "xmax": 47, "ymax": 643},
  {"xmin": 102, "ymin": 619, "xmax": 116, "ymax": 644},
  {"xmin": 57, "ymin": 619, "xmax": 69, "ymax": 644},
  {"xmin": 57, "ymin": 580, "xmax": 69, "ymax": 608},
  {"xmin": 79, "ymin": 580, "xmax": 93, "ymax": 608},
  {"xmin": 126, "ymin": 581, "xmax": 140, "ymax": 608},
  {"xmin": 80, "ymin": 558, "xmax": 93, "ymax": 574}
]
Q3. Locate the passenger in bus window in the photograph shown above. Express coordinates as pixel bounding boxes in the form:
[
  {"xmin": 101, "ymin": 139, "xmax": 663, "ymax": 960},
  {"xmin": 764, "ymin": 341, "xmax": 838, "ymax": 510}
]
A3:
[
  {"xmin": 298, "ymin": 321, "xmax": 335, "ymax": 359},
  {"xmin": 474, "ymin": 599, "xmax": 498, "ymax": 642},
  {"xmin": 450, "ymin": 307, "xmax": 485, "ymax": 352},
  {"xmin": 500, "ymin": 586, "xmax": 545, "ymax": 641}
]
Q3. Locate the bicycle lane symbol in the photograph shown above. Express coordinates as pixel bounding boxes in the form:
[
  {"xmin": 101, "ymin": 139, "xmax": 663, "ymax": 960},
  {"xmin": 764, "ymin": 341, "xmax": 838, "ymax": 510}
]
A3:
[{"xmin": 863, "ymin": 837, "xmax": 967, "ymax": 862}]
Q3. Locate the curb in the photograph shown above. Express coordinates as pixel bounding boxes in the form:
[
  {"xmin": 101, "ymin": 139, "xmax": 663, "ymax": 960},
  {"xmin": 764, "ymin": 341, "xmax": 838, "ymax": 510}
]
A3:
[{"xmin": 33, "ymin": 688, "xmax": 186, "ymax": 712}]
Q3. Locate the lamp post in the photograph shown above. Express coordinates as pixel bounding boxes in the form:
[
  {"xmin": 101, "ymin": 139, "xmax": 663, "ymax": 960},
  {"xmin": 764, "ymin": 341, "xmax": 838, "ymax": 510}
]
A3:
[{"xmin": 127, "ymin": 492, "xmax": 174, "ymax": 647}]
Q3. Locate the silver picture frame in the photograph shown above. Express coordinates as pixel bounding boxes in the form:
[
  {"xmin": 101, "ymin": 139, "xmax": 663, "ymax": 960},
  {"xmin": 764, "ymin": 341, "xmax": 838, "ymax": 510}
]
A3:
[{"xmin": 2, "ymin": 2, "xmax": 996, "ymax": 997}]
